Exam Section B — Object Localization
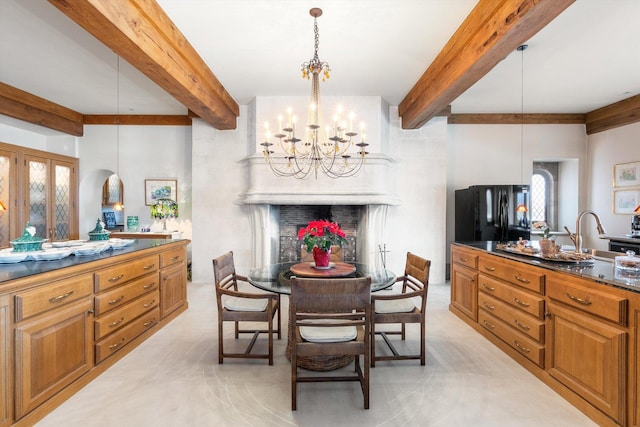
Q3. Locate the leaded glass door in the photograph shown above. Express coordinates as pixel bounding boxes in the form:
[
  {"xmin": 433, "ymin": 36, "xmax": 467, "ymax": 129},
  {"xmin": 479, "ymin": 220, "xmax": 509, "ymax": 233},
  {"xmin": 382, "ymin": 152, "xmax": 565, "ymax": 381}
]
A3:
[{"xmin": 0, "ymin": 149, "xmax": 18, "ymax": 247}]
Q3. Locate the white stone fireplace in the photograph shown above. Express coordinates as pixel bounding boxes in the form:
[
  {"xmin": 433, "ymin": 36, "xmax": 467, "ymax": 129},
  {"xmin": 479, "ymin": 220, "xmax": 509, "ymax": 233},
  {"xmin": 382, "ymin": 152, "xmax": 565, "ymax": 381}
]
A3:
[{"xmin": 242, "ymin": 96, "xmax": 399, "ymax": 268}]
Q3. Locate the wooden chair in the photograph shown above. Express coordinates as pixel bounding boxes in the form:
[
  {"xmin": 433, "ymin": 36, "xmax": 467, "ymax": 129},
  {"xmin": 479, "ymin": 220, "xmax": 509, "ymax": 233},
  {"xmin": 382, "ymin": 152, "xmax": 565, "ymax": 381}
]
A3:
[
  {"xmin": 213, "ymin": 251, "xmax": 281, "ymax": 365},
  {"xmin": 371, "ymin": 252, "xmax": 430, "ymax": 366},
  {"xmin": 289, "ymin": 276, "xmax": 372, "ymax": 410}
]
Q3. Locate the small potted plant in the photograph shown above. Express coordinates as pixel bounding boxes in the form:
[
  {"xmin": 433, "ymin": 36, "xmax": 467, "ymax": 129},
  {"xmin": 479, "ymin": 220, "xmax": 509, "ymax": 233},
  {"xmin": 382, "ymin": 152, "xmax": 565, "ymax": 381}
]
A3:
[
  {"xmin": 533, "ymin": 221, "xmax": 555, "ymax": 256},
  {"xmin": 298, "ymin": 219, "xmax": 347, "ymax": 267}
]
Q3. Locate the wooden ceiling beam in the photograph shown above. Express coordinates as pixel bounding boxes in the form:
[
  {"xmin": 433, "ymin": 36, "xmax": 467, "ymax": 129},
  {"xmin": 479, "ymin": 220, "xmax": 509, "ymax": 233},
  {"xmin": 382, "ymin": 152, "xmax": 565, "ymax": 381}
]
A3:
[
  {"xmin": 0, "ymin": 82, "xmax": 84, "ymax": 136},
  {"xmin": 48, "ymin": 0, "xmax": 239, "ymax": 130},
  {"xmin": 448, "ymin": 113, "xmax": 585, "ymax": 125},
  {"xmin": 399, "ymin": 0, "xmax": 575, "ymax": 130},
  {"xmin": 585, "ymin": 94, "xmax": 640, "ymax": 135},
  {"xmin": 83, "ymin": 115, "xmax": 191, "ymax": 126}
]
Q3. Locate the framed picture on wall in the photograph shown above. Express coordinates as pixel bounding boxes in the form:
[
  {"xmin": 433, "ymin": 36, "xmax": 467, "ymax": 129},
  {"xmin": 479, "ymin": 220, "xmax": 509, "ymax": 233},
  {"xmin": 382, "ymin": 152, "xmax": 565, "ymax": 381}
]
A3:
[
  {"xmin": 145, "ymin": 179, "xmax": 177, "ymax": 205},
  {"xmin": 613, "ymin": 188, "xmax": 640, "ymax": 214},
  {"xmin": 614, "ymin": 161, "xmax": 640, "ymax": 187}
]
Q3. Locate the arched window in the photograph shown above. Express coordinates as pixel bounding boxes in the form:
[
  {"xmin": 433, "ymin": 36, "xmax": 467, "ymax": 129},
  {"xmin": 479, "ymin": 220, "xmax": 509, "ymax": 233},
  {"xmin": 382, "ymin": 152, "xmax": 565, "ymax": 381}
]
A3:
[
  {"xmin": 531, "ymin": 164, "xmax": 556, "ymax": 228},
  {"xmin": 531, "ymin": 173, "xmax": 547, "ymax": 222}
]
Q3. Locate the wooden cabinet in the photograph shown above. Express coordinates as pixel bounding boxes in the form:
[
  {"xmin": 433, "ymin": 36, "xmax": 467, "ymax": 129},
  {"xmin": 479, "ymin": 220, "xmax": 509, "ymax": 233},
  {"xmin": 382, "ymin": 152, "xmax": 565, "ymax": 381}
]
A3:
[
  {"xmin": 14, "ymin": 296, "xmax": 93, "ymax": 419},
  {"xmin": 0, "ymin": 295, "xmax": 10, "ymax": 427},
  {"xmin": 94, "ymin": 255, "xmax": 160, "ymax": 363},
  {"xmin": 450, "ymin": 246, "xmax": 478, "ymax": 321},
  {"xmin": 0, "ymin": 142, "xmax": 79, "ymax": 244},
  {"xmin": 545, "ymin": 271, "xmax": 628, "ymax": 425},
  {"xmin": 449, "ymin": 244, "xmax": 638, "ymax": 427},
  {"xmin": 0, "ymin": 240, "xmax": 189, "ymax": 426}
]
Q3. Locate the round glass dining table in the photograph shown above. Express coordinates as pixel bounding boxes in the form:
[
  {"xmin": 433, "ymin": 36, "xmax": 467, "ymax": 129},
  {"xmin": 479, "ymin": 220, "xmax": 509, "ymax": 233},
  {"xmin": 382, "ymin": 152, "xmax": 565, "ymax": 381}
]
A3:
[{"xmin": 247, "ymin": 261, "xmax": 396, "ymax": 294}]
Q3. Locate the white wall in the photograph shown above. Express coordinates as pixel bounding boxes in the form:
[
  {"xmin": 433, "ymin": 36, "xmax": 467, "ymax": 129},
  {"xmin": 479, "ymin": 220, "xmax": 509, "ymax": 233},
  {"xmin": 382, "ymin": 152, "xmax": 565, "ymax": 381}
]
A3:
[{"xmin": 586, "ymin": 121, "xmax": 640, "ymax": 249}]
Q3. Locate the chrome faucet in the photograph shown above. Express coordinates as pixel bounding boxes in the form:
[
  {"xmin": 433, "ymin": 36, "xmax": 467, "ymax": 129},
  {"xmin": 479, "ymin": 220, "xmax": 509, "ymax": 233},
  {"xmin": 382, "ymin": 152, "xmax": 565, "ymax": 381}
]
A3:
[{"xmin": 574, "ymin": 210, "xmax": 606, "ymax": 253}]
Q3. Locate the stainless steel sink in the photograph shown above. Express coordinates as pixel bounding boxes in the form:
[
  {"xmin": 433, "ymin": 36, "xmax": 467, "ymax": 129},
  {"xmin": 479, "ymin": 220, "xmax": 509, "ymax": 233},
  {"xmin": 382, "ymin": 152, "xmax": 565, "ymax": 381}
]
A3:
[{"xmin": 584, "ymin": 248, "xmax": 619, "ymax": 261}]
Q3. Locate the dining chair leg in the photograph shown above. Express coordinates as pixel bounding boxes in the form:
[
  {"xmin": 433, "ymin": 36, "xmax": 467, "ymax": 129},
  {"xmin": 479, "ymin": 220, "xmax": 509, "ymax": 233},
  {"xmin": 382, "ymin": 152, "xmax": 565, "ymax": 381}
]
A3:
[
  {"xmin": 268, "ymin": 315, "xmax": 274, "ymax": 366},
  {"xmin": 234, "ymin": 320, "xmax": 239, "ymax": 339},
  {"xmin": 277, "ymin": 295, "xmax": 282, "ymax": 339},
  {"xmin": 291, "ymin": 349, "xmax": 297, "ymax": 410},
  {"xmin": 371, "ymin": 320, "xmax": 376, "ymax": 368},
  {"xmin": 401, "ymin": 322, "xmax": 406, "ymax": 340},
  {"xmin": 218, "ymin": 318, "xmax": 224, "ymax": 364},
  {"xmin": 420, "ymin": 320, "xmax": 426, "ymax": 365}
]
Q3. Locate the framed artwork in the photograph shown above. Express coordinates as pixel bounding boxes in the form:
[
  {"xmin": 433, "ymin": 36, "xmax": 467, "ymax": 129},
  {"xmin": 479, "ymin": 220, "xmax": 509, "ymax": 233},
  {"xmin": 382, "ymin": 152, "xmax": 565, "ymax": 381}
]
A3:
[
  {"xmin": 613, "ymin": 188, "xmax": 640, "ymax": 214},
  {"xmin": 614, "ymin": 161, "xmax": 640, "ymax": 187},
  {"xmin": 145, "ymin": 179, "xmax": 177, "ymax": 205}
]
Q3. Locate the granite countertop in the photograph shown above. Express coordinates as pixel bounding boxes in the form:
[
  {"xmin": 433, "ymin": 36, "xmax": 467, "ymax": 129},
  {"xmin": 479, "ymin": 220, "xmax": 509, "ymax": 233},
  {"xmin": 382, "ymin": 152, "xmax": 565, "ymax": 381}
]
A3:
[
  {"xmin": 453, "ymin": 241, "xmax": 640, "ymax": 294},
  {"xmin": 0, "ymin": 239, "xmax": 185, "ymax": 285}
]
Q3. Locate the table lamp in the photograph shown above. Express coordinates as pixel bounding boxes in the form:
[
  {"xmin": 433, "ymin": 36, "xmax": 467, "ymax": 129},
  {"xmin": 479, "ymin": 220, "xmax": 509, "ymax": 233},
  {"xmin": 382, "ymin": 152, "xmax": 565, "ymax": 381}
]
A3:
[{"xmin": 150, "ymin": 198, "xmax": 178, "ymax": 231}]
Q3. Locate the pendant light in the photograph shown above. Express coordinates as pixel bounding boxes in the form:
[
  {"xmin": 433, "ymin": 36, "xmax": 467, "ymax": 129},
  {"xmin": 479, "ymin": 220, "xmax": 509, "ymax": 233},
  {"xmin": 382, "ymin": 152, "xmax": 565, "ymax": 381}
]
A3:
[{"xmin": 113, "ymin": 55, "xmax": 124, "ymax": 211}]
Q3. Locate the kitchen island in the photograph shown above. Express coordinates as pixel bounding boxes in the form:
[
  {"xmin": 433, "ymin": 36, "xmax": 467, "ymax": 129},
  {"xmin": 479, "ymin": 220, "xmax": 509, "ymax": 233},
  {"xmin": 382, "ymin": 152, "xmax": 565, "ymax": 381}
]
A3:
[
  {"xmin": 450, "ymin": 241, "xmax": 640, "ymax": 427},
  {"xmin": 0, "ymin": 239, "xmax": 189, "ymax": 427}
]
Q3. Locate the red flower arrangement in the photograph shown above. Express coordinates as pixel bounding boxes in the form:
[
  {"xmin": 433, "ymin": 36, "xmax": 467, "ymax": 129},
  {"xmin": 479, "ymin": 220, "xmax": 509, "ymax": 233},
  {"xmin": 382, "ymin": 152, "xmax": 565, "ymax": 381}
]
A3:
[{"xmin": 298, "ymin": 219, "xmax": 348, "ymax": 252}]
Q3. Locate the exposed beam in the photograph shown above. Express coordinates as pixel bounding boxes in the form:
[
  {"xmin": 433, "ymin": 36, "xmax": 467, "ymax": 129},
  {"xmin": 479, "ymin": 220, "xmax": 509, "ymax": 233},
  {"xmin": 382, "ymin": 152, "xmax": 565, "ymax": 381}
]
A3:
[
  {"xmin": 83, "ymin": 115, "xmax": 191, "ymax": 126},
  {"xmin": 0, "ymin": 82, "xmax": 84, "ymax": 136},
  {"xmin": 399, "ymin": 0, "xmax": 575, "ymax": 130},
  {"xmin": 448, "ymin": 113, "xmax": 585, "ymax": 125},
  {"xmin": 48, "ymin": 0, "xmax": 239, "ymax": 130},
  {"xmin": 585, "ymin": 94, "xmax": 640, "ymax": 135}
]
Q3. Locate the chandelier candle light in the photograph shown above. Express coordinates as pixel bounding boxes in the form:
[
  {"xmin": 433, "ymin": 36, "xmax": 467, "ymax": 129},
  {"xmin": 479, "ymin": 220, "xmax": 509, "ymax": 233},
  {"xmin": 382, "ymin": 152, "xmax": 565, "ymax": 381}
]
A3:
[{"xmin": 261, "ymin": 7, "xmax": 368, "ymax": 179}]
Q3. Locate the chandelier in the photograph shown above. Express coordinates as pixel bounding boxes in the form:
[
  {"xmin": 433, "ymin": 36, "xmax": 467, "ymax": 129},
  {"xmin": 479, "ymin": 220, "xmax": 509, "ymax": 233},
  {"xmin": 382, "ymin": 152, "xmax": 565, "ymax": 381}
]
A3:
[{"xmin": 261, "ymin": 7, "xmax": 368, "ymax": 179}]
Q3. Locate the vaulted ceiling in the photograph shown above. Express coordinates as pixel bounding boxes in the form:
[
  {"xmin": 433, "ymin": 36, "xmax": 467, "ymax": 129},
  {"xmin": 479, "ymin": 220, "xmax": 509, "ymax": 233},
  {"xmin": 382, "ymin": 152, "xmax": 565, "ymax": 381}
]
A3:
[{"xmin": 1, "ymin": 0, "xmax": 639, "ymax": 136}]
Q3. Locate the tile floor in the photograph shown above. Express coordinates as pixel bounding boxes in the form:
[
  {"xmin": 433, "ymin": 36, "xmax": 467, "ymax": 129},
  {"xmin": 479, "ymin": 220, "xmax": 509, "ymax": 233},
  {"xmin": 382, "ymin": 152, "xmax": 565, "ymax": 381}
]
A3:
[{"xmin": 36, "ymin": 280, "xmax": 595, "ymax": 426}]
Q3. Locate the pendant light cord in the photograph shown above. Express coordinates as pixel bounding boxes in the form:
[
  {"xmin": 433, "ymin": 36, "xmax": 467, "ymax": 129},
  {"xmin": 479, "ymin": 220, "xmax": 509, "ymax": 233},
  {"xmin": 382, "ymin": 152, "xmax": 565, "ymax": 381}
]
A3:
[{"xmin": 518, "ymin": 45, "xmax": 527, "ymax": 185}]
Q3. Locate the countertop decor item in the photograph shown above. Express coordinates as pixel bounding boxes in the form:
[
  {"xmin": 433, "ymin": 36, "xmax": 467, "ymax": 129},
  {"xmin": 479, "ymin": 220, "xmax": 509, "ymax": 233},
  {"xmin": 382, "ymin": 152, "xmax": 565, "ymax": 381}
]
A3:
[
  {"xmin": 260, "ymin": 8, "xmax": 368, "ymax": 179},
  {"xmin": 150, "ymin": 198, "xmax": 179, "ymax": 231},
  {"xmin": 298, "ymin": 219, "xmax": 347, "ymax": 267},
  {"xmin": 88, "ymin": 219, "xmax": 110, "ymax": 241},
  {"xmin": 10, "ymin": 222, "xmax": 45, "ymax": 252}
]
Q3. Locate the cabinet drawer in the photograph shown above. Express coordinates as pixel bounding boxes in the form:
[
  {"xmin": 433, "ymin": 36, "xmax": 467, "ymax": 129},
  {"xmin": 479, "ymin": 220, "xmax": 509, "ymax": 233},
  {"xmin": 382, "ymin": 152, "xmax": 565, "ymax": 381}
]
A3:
[
  {"xmin": 478, "ymin": 254, "xmax": 544, "ymax": 294},
  {"xmin": 546, "ymin": 276, "xmax": 627, "ymax": 326},
  {"xmin": 94, "ymin": 273, "xmax": 158, "ymax": 316},
  {"xmin": 95, "ymin": 290, "xmax": 159, "ymax": 340},
  {"xmin": 478, "ymin": 273, "xmax": 544, "ymax": 319},
  {"xmin": 160, "ymin": 247, "xmax": 186, "ymax": 268},
  {"xmin": 95, "ymin": 307, "xmax": 159, "ymax": 364},
  {"xmin": 95, "ymin": 254, "xmax": 158, "ymax": 292},
  {"xmin": 451, "ymin": 246, "xmax": 478, "ymax": 270},
  {"xmin": 479, "ymin": 310, "xmax": 544, "ymax": 367},
  {"xmin": 15, "ymin": 273, "xmax": 93, "ymax": 322},
  {"xmin": 479, "ymin": 292, "xmax": 544, "ymax": 343}
]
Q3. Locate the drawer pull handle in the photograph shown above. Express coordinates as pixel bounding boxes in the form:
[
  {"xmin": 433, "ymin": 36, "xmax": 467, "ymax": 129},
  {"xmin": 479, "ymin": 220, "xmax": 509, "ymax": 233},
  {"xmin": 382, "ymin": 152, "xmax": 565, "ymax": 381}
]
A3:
[
  {"xmin": 514, "ymin": 275, "xmax": 530, "ymax": 284},
  {"xmin": 514, "ymin": 340, "xmax": 531, "ymax": 353},
  {"xmin": 108, "ymin": 296, "xmax": 125, "ymax": 305},
  {"xmin": 482, "ymin": 320, "xmax": 495, "ymax": 330},
  {"xmin": 483, "ymin": 265, "xmax": 496, "ymax": 272},
  {"xmin": 514, "ymin": 319, "xmax": 530, "ymax": 331},
  {"xmin": 482, "ymin": 283, "xmax": 495, "ymax": 291},
  {"xmin": 143, "ymin": 264, "xmax": 156, "ymax": 270},
  {"xmin": 513, "ymin": 297, "xmax": 530, "ymax": 307},
  {"xmin": 170, "ymin": 256, "xmax": 180, "ymax": 261},
  {"xmin": 143, "ymin": 299, "xmax": 156, "ymax": 308},
  {"xmin": 109, "ymin": 317, "xmax": 125, "ymax": 328},
  {"xmin": 109, "ymin": 337, "xmax": 126, "ymax": 350},
  {"xmin": 565, "ymin": 292, "xmax": 592, "ymax": 305},
  {"xmin": 48, "ymin": 290, "xmax": 74, "ymax": 303},
  {"xmin": 144, "ymin": 318, "xmax": 157, "ymax": 327},
  {"xmin": 459, "ymin": 257, "xmax": 468, "ymax": 262},
  {"xmin": 143, "ymin": 283, "xmax": 155, "ymax": 290},
  {"xmin": 482, "ymin": 302, "xmax": 495, "ymax": 311},
  {"xmin": 108, "ymin": 274, "xmax": 124, "ymax": 283}
]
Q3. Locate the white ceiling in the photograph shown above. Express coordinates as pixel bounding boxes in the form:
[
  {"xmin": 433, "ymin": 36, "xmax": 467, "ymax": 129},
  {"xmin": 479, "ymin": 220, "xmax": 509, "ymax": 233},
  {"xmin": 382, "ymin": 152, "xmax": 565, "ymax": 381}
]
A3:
[{"xmin": 1, "ymin": 0, "xmax": 640, "ymax": 134}]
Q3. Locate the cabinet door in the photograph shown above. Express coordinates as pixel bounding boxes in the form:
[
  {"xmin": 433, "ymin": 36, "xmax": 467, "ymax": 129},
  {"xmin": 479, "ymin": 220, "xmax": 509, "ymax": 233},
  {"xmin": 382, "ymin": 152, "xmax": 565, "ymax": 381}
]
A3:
[
  {"xmin": 546, "ymin": 302, "xmax": 626, "ymax": 424},
  {"xmin": 160, "ymin": 262, "xmax": 187, "ymax": 318},
  {"xmin": 451, "ymin": 263, "xmax": 477, "ymax": 321},
  {"xmin": 23, "ymin": 155, "xmax": 77, "ymax": 241},
  {"xmin": 14, "ymin": 297, "xmax": 93, "ymax": 419},
  {"xmin": 0, "ymin": 149, "xmax": 19, "ymax": 248},
  {"xmin": 0, "ymin": 295, "xmax": 10, "ymax": 427}
]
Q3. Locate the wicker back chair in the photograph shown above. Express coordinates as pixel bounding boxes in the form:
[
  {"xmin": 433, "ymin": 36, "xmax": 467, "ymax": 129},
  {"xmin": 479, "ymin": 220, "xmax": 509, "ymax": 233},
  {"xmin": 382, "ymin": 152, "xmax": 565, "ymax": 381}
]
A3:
[
  {"xmin": 289, "ymin": 276, "xmax": 372, "ymax": 410},
  {"xmin": 213, "ymin": 251, "xmax": 281, "ymax": 365},
  {"xmin": 371, "ymin": 252, "xmax": 430, "ymax": 366}
]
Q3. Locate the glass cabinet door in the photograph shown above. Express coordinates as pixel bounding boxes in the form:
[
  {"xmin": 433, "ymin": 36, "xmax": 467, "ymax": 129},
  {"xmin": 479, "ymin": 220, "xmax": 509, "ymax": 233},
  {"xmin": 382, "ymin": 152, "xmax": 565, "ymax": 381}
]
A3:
[
  {"xmin": 0, "ymin": 149, "xmax": 18, "ymax": 248},
  {"xmin": 52, "ymin": 161, "xmax": 73, "ymax": 241},
  {"xmin": 25, "ymin": 155, "xmax": 49, "ymax": 239}
]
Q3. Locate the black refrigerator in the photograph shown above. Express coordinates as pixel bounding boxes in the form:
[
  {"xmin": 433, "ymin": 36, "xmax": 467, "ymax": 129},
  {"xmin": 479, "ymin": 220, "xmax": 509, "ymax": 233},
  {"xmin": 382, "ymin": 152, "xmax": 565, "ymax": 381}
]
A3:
[{"xmin": 455, "ymin": 185, "xmax": 530, "ymax": 242}]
